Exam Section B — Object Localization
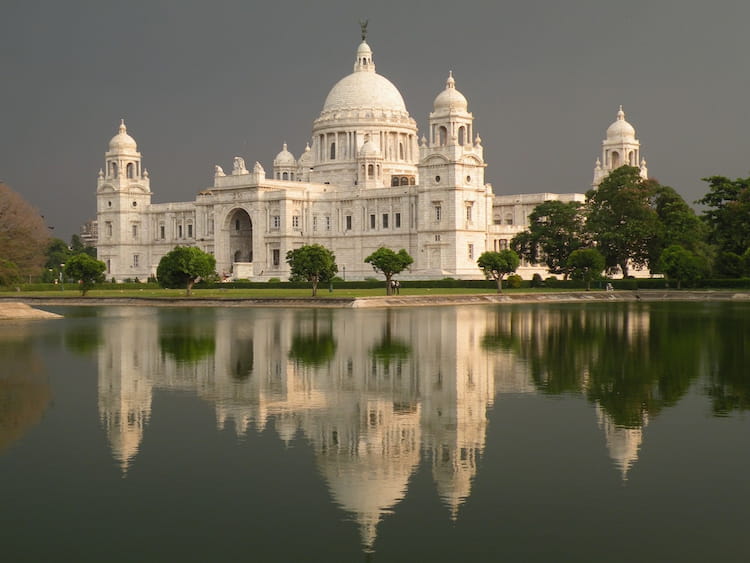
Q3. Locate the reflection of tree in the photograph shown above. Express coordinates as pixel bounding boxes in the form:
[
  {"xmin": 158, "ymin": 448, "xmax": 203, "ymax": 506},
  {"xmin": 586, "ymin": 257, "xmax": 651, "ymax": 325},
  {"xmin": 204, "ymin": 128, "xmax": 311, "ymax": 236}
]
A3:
[
  {"xmin": 704, "ymin": 304, "xmax": 750, "ymax": 414},
  {"xmin": 64, "ymin": 326, "xmax": 102, "ymax": 356},
  {"xmin": 159, "ymin": 310, "xmax": 216, "ymax": 364},
  {"xmin": 230, "ymin": 340, "xmax": 253, "ymax": 380},
  {"xmin": 288, "ymin": 310, "xmax": 337, "ymax": 367},
  {"xmin": 370, "ymin": 309, "xmax": 411, "ymax": 368},
  {"xmin": 0, "ymin": 331, "xmax": 51, "ymax": 453},
  {"xmin": 481, "ymin": 303, "xmax": 705, "ymax": 427}
]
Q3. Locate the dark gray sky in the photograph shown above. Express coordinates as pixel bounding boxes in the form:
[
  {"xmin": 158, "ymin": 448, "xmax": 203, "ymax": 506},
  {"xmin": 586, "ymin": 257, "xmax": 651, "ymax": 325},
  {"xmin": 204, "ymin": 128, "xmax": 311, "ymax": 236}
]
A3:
[{"xmin": 2, "ymin": 0, "xmax": 749, "ymax": 238}]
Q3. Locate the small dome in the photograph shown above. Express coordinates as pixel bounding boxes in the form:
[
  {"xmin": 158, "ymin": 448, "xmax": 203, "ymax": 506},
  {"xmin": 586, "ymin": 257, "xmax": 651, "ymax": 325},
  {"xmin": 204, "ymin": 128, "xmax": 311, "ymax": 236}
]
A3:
[
  {"xmin": 109, "ymin": 119, "xmax": 138, "ymax": 152},
  {"xmin": 606, "ymin": 106, "xmax": 636, "ymax": 140},
  {"xmin": 359, "ymin": 135, "xmax": 381, "ymax": 158},
  {"xmin": 273, "ymin": 143, "xmax": 296, "ymax": 166},
  {"xmin": 433, "ymin": 72, "xmax": 468, "ymax": 113},
  {"xmin": 356, "ymin": 40, "xmax": 373, "ymax": 59},
  {"xmin": 298, "ymin": 142, "xmax": 313, "ymax": 166}
]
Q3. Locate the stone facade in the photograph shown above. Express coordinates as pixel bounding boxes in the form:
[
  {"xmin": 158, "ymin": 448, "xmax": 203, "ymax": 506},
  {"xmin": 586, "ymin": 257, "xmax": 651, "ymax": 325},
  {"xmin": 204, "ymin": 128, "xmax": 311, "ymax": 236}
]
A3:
[{"xmin": 95, "ymin": 37, "xmax": 645, "ymax": 282}]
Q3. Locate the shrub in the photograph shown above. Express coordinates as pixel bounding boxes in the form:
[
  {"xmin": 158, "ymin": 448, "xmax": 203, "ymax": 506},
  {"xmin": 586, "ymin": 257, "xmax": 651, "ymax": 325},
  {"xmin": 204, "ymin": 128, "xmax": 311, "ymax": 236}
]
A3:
[{"xmin": 506, "ymin": 274, "xmax": 523, "ymax": 288}]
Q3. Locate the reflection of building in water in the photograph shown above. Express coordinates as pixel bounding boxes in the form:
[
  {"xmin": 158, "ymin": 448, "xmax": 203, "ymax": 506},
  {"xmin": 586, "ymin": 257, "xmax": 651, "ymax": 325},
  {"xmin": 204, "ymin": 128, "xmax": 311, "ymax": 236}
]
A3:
[
  {"xmin": 95, "ymin": 305, "xmax": 655, "ymax": 548},
  {"xmin": 595, "ymin": 405, "xmax": 648, "ymax": 481}
]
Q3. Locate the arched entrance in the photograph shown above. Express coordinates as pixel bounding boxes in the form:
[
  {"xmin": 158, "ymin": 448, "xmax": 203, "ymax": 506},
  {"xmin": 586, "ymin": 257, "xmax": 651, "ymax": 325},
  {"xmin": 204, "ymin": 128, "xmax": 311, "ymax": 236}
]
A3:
[{"xmin": 227, "ymin": 208, "xmax": 253, "ymax": 278}]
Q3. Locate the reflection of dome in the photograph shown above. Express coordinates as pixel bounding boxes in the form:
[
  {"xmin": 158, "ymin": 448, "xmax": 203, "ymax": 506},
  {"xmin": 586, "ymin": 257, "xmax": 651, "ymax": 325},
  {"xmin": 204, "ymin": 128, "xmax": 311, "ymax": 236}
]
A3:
[
  {"xmin": 606, "ymin": 106, "xmax": 636, "ymax": 140},
  {"xmin": 273, "ymin": 143, "xmax": 296, "ymax": 167},
  {"xmin": 109, "ymin": 119, "xmax": 138, "ymax": 152},
  {"xmin": 433, "ymin": 72, "xmax": 468, "ymax": 113},
  {"xmin": 596, "ymin": 404, "xmax": 646, "ymax": 481},
  {"xmin": 320, "ymin": 41, "xmax": 408, "ymax": 116}
]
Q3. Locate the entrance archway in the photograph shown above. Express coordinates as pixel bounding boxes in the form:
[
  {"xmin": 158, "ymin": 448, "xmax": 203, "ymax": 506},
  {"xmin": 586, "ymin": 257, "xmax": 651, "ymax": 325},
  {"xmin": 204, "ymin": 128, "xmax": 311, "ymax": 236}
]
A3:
[{"xmin": 227, "ymin": 208, "xmax": 253, "ymax": 264}]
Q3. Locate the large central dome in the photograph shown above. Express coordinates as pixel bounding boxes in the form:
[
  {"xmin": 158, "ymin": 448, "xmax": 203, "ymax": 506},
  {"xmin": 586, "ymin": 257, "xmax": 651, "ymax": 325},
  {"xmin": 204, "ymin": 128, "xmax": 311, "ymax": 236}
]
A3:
[{"xmin": 319, "ymin": 40, "xmax": 409, "ymax": 117}]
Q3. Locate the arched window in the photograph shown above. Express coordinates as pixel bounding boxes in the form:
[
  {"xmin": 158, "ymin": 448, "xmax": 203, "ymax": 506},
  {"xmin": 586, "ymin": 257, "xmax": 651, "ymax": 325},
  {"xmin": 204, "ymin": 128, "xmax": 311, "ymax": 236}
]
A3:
[
  {"xmin": 438, "ymin": 126, "xmax": 447, "ymax": 146},
  {"xmin": 368, "ymin": 164, "xmax": 374, "ymax": 178},
  {"xmin": 126, "ymin": 162, "xmax": 134, "ymax": 179},
  {"xmin": 282, "ymin": 172, "xmax": 289, "ymax": 180},
  {"xmin": 290, "ymin": 172, "xmax": 294, "ymax": 180},
  {"xmin": 611, "ymin": 151, "xmax": 620, "ymax": 168},
  {"xmin": 330, "ymin": 142, "xmax": 336, "ymax": 160},
  {"xmin": 458, "ymin": 127, "xmax": 465, "ymax": 146},
  {"xmin": 391, "ymin": 177, "xmax": 399, "ymax": 187},
  {"xmin": 409, "ymin": 177, "xmax": 416, "ymax": 185},
  {"xmin": 628, "ymin": 151, "xmax": 634, "ymax": 165},
  {"xmin": 399, "ymin": 142, "xmax": 404, "ymax": 160},
  {"xmin": 400, "ymin": 177, "xmax": 409, "ymax": 186},
  {"xmin": 110, "ymin": 162, "xmax": 118, "ymax": 177}
]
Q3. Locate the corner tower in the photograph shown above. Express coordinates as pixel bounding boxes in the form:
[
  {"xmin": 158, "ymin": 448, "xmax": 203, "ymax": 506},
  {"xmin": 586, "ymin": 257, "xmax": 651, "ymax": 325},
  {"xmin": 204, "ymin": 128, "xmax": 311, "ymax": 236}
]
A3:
[
  {"xmin": 592, "ymin": 106, "xmax": 648, "ymax": 186},
  {"xmin": 96, "ymin": 120, "xmax": 152, "ymax": 281}
]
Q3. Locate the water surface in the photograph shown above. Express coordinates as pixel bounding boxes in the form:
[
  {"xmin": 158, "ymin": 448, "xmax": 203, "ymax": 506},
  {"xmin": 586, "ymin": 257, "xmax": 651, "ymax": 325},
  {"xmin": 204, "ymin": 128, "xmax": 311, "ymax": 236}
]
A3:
[{"xmin": 1, "ymin": 302, "xmax": 749, "ymax": 562}]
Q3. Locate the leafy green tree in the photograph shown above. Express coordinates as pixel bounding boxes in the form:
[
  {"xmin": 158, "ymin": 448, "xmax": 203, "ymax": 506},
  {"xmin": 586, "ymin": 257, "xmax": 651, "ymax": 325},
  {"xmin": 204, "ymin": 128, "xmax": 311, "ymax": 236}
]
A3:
[
  {"xmin": 0, "ymin": 259, "xmax": 21, "ymax": 287},
  {"xmin": 649, "ymin": 185, "xmax": 707, "ymax": 269},
  {"xmin": 658, "ymin": 245, "xmax": 708, "ymax": 289},
  {"xmin": 43, "ymin": 238, "xmax": 73, "ymax": 282},
  {"xmin": 157, "ymin": 246, "xmax": 217, "ymax": 296},
  {"xmin": 511, "ymin": 200, "xmax": 586, "ymax": 278},
  {"xmin": 70, "ymin": 234, "xmax": 97, "ymax": 258},
  {"xmin": 566, "ymin": 248, "xmax": 605, "ymax": 290},
  {"xmin": 286, "ymin": 244, "xmax": 338, "ymax": 297},
  {"xmin": 714, "ymin": 251, "xmax": 744, "ymax": 278},
  {"xmin": 477, "ymin": 249, "xmax": 520, "ymax": 293},
  {"xmin": 0, "ymin": 182, "xmax": 49, "ymax": 280},
  {"xmin": 364, "ymin": 247, "xmax": 413, "ymax": 295},
  {"xmin": 697, "ymin": 175, "xmax": 750, "ymax": 256},
  {"xmin": 585, "ymin": 166, "xmax": 659, "ymax": 276},
  {"xmin": 64, "ymin": 253, "xmax": 106, "ymax": 296}
]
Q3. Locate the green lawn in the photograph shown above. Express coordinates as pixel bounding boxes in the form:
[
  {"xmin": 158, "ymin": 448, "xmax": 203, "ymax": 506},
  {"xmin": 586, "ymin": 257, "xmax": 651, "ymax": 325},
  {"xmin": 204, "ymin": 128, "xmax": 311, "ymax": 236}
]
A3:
[{"xmin": 0, "ymin": 286, "xmax": 583, "ymax": 299}]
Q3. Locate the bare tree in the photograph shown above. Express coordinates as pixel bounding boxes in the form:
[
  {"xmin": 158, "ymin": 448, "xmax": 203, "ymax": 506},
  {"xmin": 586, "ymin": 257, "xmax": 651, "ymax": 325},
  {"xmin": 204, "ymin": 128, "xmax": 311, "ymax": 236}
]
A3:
[{"xmin": 0, "ymin": 183, "xmax": 49, "ymax": 280}]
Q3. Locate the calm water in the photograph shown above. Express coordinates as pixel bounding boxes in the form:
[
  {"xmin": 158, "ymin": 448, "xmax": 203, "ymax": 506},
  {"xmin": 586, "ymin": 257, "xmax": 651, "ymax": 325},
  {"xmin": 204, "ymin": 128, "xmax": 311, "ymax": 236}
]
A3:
[{"xmin": 1, "ymin": 302, "xmax": 749, "ymax": 562}]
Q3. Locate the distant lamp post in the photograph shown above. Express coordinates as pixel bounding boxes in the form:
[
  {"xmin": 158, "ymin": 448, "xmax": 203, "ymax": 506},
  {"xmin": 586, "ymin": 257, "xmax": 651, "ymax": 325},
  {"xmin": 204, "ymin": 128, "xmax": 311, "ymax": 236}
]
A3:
[
  {"xmin": 342, "ymin": 265, "xmax": 346, "ymax": 281},
  {"xmin": 60, "ymin": 264, "xmax": 65, "ymax": 291}
]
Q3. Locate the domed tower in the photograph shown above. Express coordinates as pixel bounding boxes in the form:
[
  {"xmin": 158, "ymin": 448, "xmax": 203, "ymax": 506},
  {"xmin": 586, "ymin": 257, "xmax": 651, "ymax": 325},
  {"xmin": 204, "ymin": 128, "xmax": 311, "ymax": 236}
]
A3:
[
  {"xmin": 417, "ymin": 73, "xmax": 491, "ymax": 277},
  {"xmin": 310, "ymin": 31, "xmax": 418, "ymax": 188},
  {"xmin": 96, "ymin": 120, "xmax": 152, "ymax": 281},
  {"xmin": 593, "ymin": 106, "xmax": 648, "ymax": 186},
  {"xmin": 272, "ymin": 143, "xmax": 297, "ymax": 180}
]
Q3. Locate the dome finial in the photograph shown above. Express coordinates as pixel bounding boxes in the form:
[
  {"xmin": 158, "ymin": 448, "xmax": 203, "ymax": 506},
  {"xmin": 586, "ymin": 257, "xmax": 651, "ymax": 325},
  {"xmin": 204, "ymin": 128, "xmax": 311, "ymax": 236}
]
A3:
[
  {"xmin": 447, "ymin": 70, "xmax": 455, "ymax": 88},
  {"xmin": 359, "ymin": 18, "xmax": 368, "ymax": 41},
  {"xmin": 617, "ymin": 105, "xmax": 625, "ymax": 120},
  {"xmin": 119, "ymin": 119, "xmax": 127, "ymax": 133}
]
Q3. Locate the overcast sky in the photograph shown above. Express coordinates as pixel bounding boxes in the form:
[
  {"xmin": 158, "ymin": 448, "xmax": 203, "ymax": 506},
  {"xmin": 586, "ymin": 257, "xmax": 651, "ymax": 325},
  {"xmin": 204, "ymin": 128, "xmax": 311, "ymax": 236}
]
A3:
[{"xmin": 2, "ymin": 0, "xmax": 749, "ymax": 238}]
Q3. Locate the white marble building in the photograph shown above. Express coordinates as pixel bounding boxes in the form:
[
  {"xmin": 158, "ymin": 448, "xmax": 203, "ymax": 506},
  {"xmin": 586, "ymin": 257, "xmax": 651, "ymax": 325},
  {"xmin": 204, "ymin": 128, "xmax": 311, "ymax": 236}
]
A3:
[{"xmin": 95, "ymin": 34, "xmax": 646, "ymax": 281}]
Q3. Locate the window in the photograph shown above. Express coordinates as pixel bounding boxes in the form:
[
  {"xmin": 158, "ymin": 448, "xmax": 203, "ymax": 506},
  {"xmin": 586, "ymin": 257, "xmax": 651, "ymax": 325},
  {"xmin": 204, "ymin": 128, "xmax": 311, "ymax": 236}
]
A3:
[
  {"xmin": 505, "ymin": 213, "xmax": 513, "ymax": 225},
  {"xmin": 282, "ymin": 172, "xmax": 288, "ymax": 180},
  {"xmin": 106, "ymin": 222, "xmax": 112, "ymax": 237},
  {"xmin": 325, "ymin": 216, "xmax": 331, "ymax": 231},
  {"xmin": 208, "ymin": 219, "xmax": 214, "ymax": 235},
  {"xmin": 126, "ymin": 163, "xmax": 134, "ymax": 179},
  {"xmin": 272, "ymin": 215, "xmax": 280, "ymax": 229},
  {"xmin": 345, "ymin": 215, "xmax": 352, "ymax": 230},
  {"xmin": 313, "ymin": 216, "xmax": 318, "ymax": 231},
  {"xmin": 382, "ymin": 214, "xmax": 389, "ymax": 228},
  {"xmin": 330, "ymin": 142, "xmax": 336, "ymax": 160},
  {"xmin": 292, "ymin": 215, "xmax": 300, "ymax": 230},
  {"xmin": 160, "ymin": 225, "xmax": 165, "ymax": 239},
  {"xmin": 272, "ymin": 249, "xmax": 280, "ymax": 266},
  {"xmin": 399, "ymin": 142, "xmax": 404, "ymax": 160},
  {"xmin": 435, "ymin": 206, "xmax": 442, "ymax": 222},
  {"xmin": 235, "ymin": 219, "xmax": 240, "ymax": 231},
  {"xmin": 468, "ymin": 244, "xmax": 474, "ymax": 260},
  {"xmin": 435, "ymin": 175, "xmax": 441, "ymax": 183},
  {"xmin": 370, "ymin": 214, "xmax": 376, "ymax": 229},
  {"xmin": 499, "ymin": 239, "xmax": 508, "ymax": 250},
  {"xmin": 466, "ymin": 204, "xmax": 473, "ymax": 222},
  {"xmin": 132, "ymin": 224, "xmax": 138, "ymax": 239},
  {"xmin": 391, "ymin": 177, "xmax": 399, "ymax": 187},
  {"xmin": 435, "ymin": 234, "xmax": 441, "ymax": 242},
  {"xmin": 106, "ymin": 259, "xmax": 110, "ymax": 273},
  {"xmin": 187, "ymin": 224, "xmax": 193, "ymax": 238},
  {"xmin": 178, "ymin": 225, "xmax": 183, "ymax": 238},
  {"xmin": 133, "ymin": 254, "xmax": 139, "ymax": 267},
  {"xmin": 395, "ymin": 212, "xmax": 401, "ymax": 228},
  {"xmin": 368, "ymin": 164, "xmax": 374, "ymax": 178}
]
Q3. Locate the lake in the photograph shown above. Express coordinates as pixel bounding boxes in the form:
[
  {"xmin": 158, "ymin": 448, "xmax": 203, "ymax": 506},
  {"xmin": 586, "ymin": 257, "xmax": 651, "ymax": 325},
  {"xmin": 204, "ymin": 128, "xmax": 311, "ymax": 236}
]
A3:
[{"xmin": 1, "ymin": 301, "xmax": 749, "ymax": 562}]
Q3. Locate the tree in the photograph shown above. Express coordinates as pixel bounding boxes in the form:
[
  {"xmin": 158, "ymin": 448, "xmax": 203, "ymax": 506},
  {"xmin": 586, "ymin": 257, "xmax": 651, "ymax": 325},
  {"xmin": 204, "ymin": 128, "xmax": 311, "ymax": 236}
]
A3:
[
  {"xmin": 649, "ymin": 185, "xmax": 707, "ymax": 268},
  {"xmin": 0, "ymin": 182, "xmax": 49, "ymax": 280},
  {"xmin": 477, "ymin": 249, "xmax": 520, "ymax": 293},
  {"xmin": 157, "ymin": 246, "xmax": 217, "ymax": 296},
  {"xmin": 64, "ymin": 253, "xmax": 106, "ymax": 296},
  {"xmin": 697, "ymin": 175, "xmax": 750, "ymax": 256},
  {"xmin": 286, "ymin": 244, "xmax": 338, "ymax": 297},
  {"xmin": 511, "ymin": 200, "xmax": 586, "ymax": 278},
  {"xmin": 0, "ymin": 258, "xmax": 21, "ymax": 287},
  {"xmin": 585, "ymin": 166, "xmax": 659, "ymax": 276},
  {"xmin": 567, "ymin": 248, "xmax": 605, "ymax": 291},
  {"xmin": 70, "ymin": 234, "xmax": 97, "ymax": 258},
  {"xmin": 364, "ymin": 247, "xmax": 413, "ymax": 295},
  {"xmin": 658, "ymin": 245, "xmax": 708, "ymax": 289}
]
